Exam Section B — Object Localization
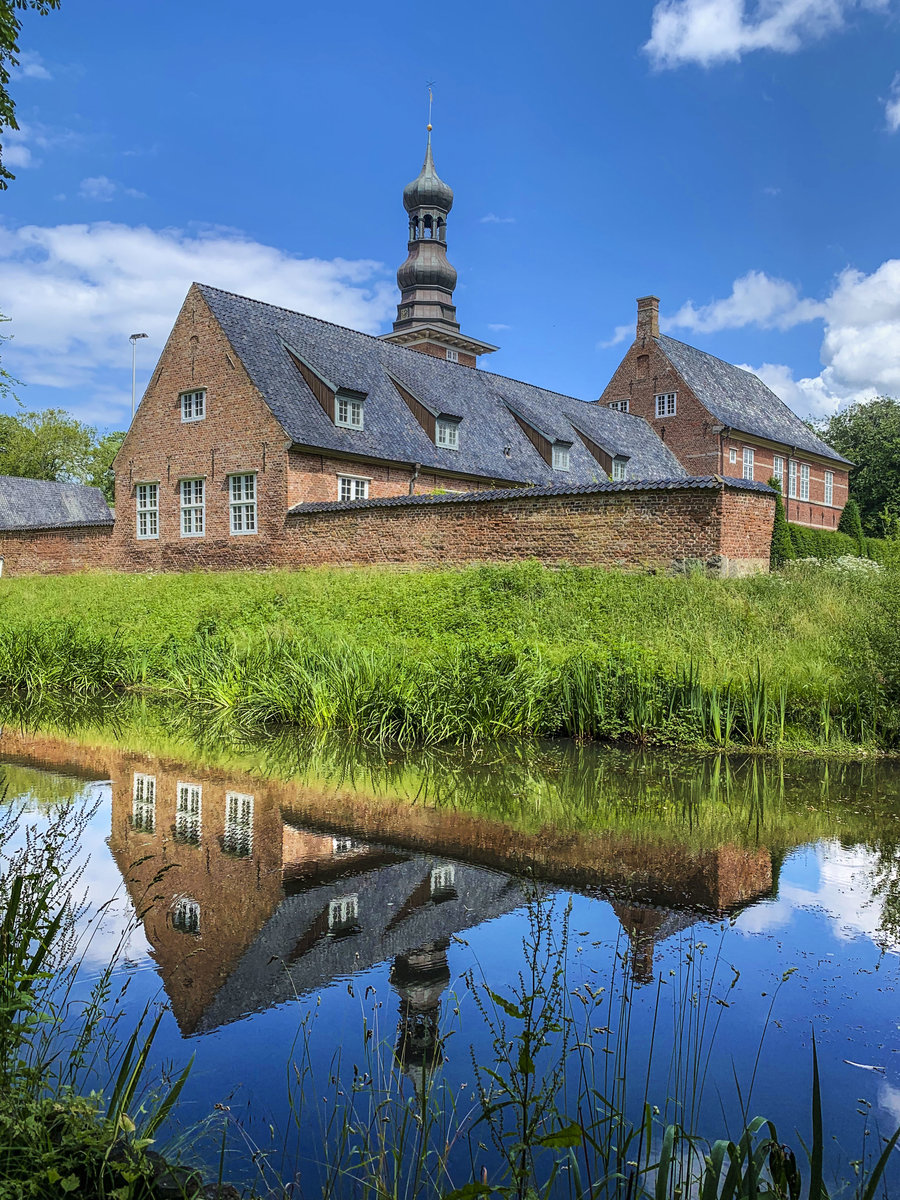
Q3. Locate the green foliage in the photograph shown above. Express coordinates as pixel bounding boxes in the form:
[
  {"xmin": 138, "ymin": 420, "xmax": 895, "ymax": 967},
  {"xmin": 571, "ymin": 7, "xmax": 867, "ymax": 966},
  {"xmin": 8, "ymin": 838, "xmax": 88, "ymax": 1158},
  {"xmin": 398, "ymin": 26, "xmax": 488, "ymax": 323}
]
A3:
[
  {"xmin": 838, "ymin": 497, "xmax": 866, "ymax": 553},
  {"xmin": 0, "ymin": 1, "xmax": 62, "ymax": 190},
  {"xmin": 768, "ymin": 478, "xmax": 794, "ymax": 567},
  {"xmin": 816, "ymin": 397, "xmax": 900, "ymax": 535},
  {"xmin": 786, "ymin": 523, "xmax": 858, "ymax": 560}
]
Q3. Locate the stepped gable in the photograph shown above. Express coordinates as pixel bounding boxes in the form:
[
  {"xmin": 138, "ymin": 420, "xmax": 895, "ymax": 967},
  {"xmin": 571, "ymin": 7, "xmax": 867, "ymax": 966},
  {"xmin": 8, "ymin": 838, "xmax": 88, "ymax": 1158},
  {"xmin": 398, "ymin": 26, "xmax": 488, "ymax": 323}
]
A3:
[
  {"xmin": 197, "ymin": 284, "xmax": 687, "ymax": 486},
  {"xmin": 0, "ymin": 476, "xmax": 114, "ymax": 532},
  {"xmin": 658, "ymin": 335, "xmax": 850, "ymax": 465}
]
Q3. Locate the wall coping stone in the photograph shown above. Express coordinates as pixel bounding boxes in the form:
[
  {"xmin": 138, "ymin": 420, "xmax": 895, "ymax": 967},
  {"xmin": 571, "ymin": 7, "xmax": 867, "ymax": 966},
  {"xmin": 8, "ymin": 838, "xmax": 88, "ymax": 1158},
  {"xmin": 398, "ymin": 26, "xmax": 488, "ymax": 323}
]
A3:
[{"xmin": 287, "ymin": 475, "xmax": 774, "ymax": 517}]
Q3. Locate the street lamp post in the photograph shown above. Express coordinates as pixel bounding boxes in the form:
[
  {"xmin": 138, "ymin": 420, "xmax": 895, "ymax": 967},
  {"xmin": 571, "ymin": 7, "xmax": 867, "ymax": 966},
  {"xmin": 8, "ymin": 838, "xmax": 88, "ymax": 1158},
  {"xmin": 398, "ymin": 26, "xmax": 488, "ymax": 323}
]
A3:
[{"xmin": 130, "ymin": 333, "xmax": 149, "ymax": 420}]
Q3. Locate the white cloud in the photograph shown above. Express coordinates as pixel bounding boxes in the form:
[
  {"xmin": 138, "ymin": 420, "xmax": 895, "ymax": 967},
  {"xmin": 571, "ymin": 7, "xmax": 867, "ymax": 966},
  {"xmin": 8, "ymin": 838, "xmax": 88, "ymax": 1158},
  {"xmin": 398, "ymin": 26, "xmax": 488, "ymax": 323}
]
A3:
[
  {"xmin": 78, "ymin": 176, "xmax": 146, "ymax": 202},
  {"xmin": 600, "ymin": 323, "xmax": 636, "ymax": 348},
  {"xmin": 488, "ymin": 322, "xmax": 512, "ymax": 331},
  {"xmin": 480, "ymin": 213, "xmax": 516, "ymax": 224},
  {"xmin": 645, "ymin": 0, "xmax": 889, "ymax": 69},
  {"xmin": 2, "ymin": 121, "xmax": 83, "ymax": 172},
  {"xmin": 12, "ymin": 51, "xmax": 52, "ymax": 80},
  {"xmin": 0, "ymin": 221, "xmax": 396, "ymax": 426},
  {"xmin": 886, "ymin": 72, "xmax": 900, "ymax": 132},
  {"xmin": 667, "ymin": 270, "xmax": 824, "ymax": 333}
]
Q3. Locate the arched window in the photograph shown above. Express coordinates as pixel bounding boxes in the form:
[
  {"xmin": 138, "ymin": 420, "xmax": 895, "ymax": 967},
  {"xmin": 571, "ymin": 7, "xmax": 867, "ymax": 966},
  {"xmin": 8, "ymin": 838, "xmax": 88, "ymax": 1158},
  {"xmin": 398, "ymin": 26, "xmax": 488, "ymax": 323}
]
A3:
[
  {"xmin": 436, "ymin": 218, "xmax": 445, "ymax": 241},
  {"xmin": 423, "ymin": 215, "xmax": 433, "ymax": 238}
]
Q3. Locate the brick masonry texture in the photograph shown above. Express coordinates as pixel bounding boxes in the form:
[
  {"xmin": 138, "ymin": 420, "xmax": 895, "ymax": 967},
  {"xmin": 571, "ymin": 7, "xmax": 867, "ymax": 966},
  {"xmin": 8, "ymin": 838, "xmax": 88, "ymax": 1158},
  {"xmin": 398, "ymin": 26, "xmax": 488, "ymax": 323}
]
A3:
[
  {"xmin": 0, "ymin": 524, "xmax": 114, "ymax": 575},
  {"xmin": 598, "ymin": 337, "xmax": 849, "ymax": 530}
]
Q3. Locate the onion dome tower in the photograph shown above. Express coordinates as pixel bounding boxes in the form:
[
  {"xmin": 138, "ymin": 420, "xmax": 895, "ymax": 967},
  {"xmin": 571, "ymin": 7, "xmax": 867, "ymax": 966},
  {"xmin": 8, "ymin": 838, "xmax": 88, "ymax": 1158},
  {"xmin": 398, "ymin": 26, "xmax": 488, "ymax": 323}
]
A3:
[{"xmin": 381, "ymin": 121, "xmax": 498, "ymax": 368}]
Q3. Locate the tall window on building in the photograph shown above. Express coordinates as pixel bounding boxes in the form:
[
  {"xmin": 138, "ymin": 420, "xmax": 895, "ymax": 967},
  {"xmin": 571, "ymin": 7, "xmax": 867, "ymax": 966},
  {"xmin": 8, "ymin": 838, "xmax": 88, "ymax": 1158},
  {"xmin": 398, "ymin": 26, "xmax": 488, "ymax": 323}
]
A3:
[
  {"xmin": 800, "ymin": 463, "xmax": 810, "ymax": 501},
  {"xmin": 655, "ymin": 392, "xmax": 677, "ymax": 418},
  {"xmin": 180, "ymin": 389, "xmax": 206, "ymax": 422},
  {"xmin": 335, "ymin": 396, "xmax": 364, "ymax": 429},
  {"xmin": 180, "ymin": 478, "xmax": 205, "ymax": 537},
  {"xmin": 825, "ymin": 470, "xmax": 834, "ymax": 506},
  {"xmin": 552, "ymin": 443, "xmax": 571, "ymax": 471},
  {"xmin": 136, "ymin": 483, "xmax": 158, "ymax": 540},
  {"xmin": 729, "ymin": 448, "xmax": 737, "ymax": 465},
  {"xmin": 338, "ymin": 476, "xmax": 369, "ymax": 501},
  {"xmin": 789, "ymin": 460, "xmax": 798, "ymax": 499},
  {"xmin": 608, "ymin": 399, "xmax": 629, "ymax": 413},
  {"xmin": 742, "ymin": 447, "xmax": 755, "ymax": 480},
  {"xmin": 172, "ymin": 898, "xmax": 201, "ymax": 935},
  {"xmin": 229, "ymin": 474, "xmax": 257, "ymax": 534},
  {"xmin": 773, "ymin": 456, "xmax": 785, "ymax": 488},
  {"xmin": 132, "ymin": 773, "xmax": 156, "ymax": 833},
  {"xmin": 224, "ymin": 792, "xmax": 254, "ymax": 857},
  {"xmin": 175, "ymin": 782, "xmax": 202, "ymax": 845},
  {"xmin": 436, "ymin": 418, "xmax": 459, "ymax": 449}
]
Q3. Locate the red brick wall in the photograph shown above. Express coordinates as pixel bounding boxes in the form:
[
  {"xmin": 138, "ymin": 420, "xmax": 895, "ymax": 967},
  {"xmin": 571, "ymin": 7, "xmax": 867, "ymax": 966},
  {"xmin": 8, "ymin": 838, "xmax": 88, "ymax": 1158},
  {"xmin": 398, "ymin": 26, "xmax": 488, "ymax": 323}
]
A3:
[
  {"xmin": 110, "ymin": 283, "xmax": 291, "ymax": 572},
  {"xmin": 408, "ymin": 342, "xmax": 477, "ymax": 368},
  {"xmin": 279, "ymin": 485, "xmax": 774, "ymax": 576},
  {"xmin": 287, "ymin": 449, "xmax": 504, "ymax": 507},
  {"xmin": 0, "ymin": 525, "xmax": 114, "ymax": 575},
  {"xmin": 598, "ymin": 338, "xmax": 848, "ymax": 529}
]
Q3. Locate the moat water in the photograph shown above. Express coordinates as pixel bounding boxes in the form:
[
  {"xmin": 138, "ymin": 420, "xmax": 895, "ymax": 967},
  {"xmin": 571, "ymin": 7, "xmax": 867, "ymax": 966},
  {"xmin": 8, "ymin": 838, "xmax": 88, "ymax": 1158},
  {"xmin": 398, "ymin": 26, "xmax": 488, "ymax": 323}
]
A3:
[{"xmin": 4, "ymin": 710, "xmax": 900, "ymax": 1194}]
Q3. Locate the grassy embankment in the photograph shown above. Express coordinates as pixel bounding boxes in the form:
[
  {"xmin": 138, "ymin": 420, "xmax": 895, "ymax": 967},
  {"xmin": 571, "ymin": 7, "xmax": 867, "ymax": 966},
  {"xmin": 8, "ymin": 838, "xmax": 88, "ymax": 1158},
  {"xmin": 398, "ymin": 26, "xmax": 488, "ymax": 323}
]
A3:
[{"xmin": 2, "ymin": 562, "xmax": 898, "ymax": 752}]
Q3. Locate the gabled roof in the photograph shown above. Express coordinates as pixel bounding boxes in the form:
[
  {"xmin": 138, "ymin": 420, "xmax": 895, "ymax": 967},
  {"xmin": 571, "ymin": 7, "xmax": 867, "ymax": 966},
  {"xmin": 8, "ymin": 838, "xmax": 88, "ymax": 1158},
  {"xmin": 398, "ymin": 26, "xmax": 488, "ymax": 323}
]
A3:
[
  {"xmin": 197, "ymin": 284, "xmax": 687, "ymax": 485},
  {"xmin": 0, "ymin": 477, "xmax": 114, "ymax": 532},
  {"xmin": 658, "ymin": 335, "xmax": 850, "ymax": 465}
]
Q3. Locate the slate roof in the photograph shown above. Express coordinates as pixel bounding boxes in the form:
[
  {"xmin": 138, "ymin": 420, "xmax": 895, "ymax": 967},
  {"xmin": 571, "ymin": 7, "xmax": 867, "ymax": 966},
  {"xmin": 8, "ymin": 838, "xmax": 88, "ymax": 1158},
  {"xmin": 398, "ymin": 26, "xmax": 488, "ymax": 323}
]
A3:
[
  {"xmin": 288, "ymin": 475, "xmax": 771, "ymax": 516},
  {"xmin": 658, "ymin": 335, "xmax": 850, "ymax": 465},
  {"xmin": 0, "ymin": 477, "xmax": 114, "ymax": 532},
  {"xmin": 197, "ymin": 284, "xmax": 686, "ymax": 486}
]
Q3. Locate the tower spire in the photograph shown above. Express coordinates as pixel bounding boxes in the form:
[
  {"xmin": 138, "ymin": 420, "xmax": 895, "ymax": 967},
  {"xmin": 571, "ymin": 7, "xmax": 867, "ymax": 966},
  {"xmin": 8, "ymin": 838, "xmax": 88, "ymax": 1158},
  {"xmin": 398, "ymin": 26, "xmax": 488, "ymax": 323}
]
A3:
[{"xmin": 380, "ymin": 101, "xmax": 498, "ymax": 367}]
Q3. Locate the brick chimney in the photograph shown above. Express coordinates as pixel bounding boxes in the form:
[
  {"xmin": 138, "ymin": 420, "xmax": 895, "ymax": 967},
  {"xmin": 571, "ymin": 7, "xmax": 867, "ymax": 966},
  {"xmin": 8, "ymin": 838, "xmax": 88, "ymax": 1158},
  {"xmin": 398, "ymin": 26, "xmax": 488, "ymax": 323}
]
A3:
[{"xmin": 636, "ymin": 295, "xmax": 660, "ymax": 343}]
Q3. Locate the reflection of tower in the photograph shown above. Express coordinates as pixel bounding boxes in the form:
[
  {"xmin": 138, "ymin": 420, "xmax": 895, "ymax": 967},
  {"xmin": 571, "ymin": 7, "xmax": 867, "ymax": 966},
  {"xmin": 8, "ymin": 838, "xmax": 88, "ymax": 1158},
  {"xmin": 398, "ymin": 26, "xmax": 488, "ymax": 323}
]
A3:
[
  {"xmin": 613, "ymin": 905, "xmax": 668, "ymax": 986},
  {"xmin": 390, "ymin": 939, "xmax": 451, "ymax": 1087}
]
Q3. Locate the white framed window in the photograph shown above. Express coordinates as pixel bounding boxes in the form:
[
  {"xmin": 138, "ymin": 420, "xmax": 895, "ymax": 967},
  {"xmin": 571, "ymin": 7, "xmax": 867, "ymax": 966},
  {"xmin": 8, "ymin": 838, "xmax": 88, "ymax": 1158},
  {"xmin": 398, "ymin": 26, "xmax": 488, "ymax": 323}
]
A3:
[
  {"xmin": 328, "ymin": 894, "xmax": 359, "ymax": 933},
  {"xmin": 132, "ymin": 773, "xmax": 156, "ymax": 833},
  {"xmin": 175, "ymin": 781, "xmax": 202, "ymax": 845},
  {"xmin": 338, "ymin": 475, "xmax": 369, "ymax": 502},
  {"xmin": 800, "ymin": 462, "xmax": 810, "ymax": 501},
  {"xmin": 611, "ymin": 459, "xmax": 627, "ymax": 482},
  {"xmin": 655, "ymin": 392, "xmax": 677, "ymax": 418},
  {"xmin": 229, "ymin": 473, "xmax": 257, "ymax": 535},
  {"xmin": 335, "ymin": 395, "xmax": 364, "ymax": 429},
  {"xmin": 180, "ymin": 389, "xmax": 206, "ymax": 422},
  {"xmin": 430, "ymin": 864, "xmax": 456, "ymax": 898},
  {"xmin": 135, "ymin": 483, "xmax": 159, "ymax": 540},
  {"xmin": 773, "ymin": 455, "xmax": 785, "ymax": 487},
  {"xmin": 742, "ymin": 447, "xmax": 755, "ymax": 480},
  {"xmin": 789, "ymin": 460, "xmax": 798, "ymax": 499},
  {"xmin": 608, "ymin": 399, "xmax": 629, "ymax": 413},
  {"xmin": 180, "ymin": 478, "xmax": 205, "ymax": 537},
  {"xmin": 436, "ymin": 418, "xmax": 459, "ymax": 450},
  {"xmin": 332, "ymin": 835, "xmax": 364, "ymax": 857},
  {"xmin": 445, "ymin": 348, "xmax": 459, "ymax": 363},
  {"xmin": 729, "ymin": 448, "xmax": 737, "ymax": 465},
  {"xmin": 224, "ymin": 792, "xmax": 254, "ymax": 857},
  {"xmin": 825, "ymin": 470, "xmax": 834, "ymax": 506},
  {"xmin": 552, "ymin": 443, "xmax": 571, "ymax": 471},
  {"xmin": 173, "ymin": 898, "xmax": 201, "ymax": 935}
]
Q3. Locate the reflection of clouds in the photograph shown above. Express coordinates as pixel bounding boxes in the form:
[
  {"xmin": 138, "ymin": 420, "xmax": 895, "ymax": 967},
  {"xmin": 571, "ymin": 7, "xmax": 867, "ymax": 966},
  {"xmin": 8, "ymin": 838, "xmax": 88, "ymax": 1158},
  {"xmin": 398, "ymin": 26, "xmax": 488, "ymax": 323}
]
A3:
[
  {"xmin": 735, "ymin": 843, "xmax": 897, "ymax": 952},
  {"xmin": 3, "ymin": 778, "xmax": 150, "ymax": 972},
  {"xmin": 878, "ymin": 1082, "xmax": 900, "ymax": 1126}
]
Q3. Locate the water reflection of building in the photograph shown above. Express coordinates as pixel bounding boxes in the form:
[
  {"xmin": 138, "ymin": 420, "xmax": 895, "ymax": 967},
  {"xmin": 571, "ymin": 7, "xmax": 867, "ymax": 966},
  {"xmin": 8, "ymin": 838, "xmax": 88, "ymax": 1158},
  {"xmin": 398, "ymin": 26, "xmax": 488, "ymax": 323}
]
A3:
[{"xmin": 2, "ymin": 731, "xmax": 779, "ymax": 1031}]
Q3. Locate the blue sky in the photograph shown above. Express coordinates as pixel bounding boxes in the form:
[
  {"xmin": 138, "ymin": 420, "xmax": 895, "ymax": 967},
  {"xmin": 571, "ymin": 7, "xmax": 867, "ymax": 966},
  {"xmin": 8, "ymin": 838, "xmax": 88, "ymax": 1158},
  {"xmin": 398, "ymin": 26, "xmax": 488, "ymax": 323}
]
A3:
[{"xmin": 1, "ymin": 0, "xmax": 899, "ymax": 431}]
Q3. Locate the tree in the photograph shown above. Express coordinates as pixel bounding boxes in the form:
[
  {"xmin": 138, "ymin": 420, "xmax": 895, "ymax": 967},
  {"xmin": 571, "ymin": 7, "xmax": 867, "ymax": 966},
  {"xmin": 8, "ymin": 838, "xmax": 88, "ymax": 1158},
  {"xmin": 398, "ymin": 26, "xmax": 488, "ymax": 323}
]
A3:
[
  {"xmin": 837, "ymin": 497, "xmax": 865, "ymax": 555},
  {"xmin": 0, "ymin": 406, "xmax": 97, "ymax": 481},
  {"xmin": 86, "ymin": 430, "xmax": 125, "ymax": 502},
  {"xmin": 768, "ymin": 477, "xmax": 794, "ymax": 568},
  {"xmin": 1, "ymin": 1, "xmax": 61, "ymax": 189},
  {"xmin": 816, "ymin": 397, "xmax": 900, "ymax": 536}
]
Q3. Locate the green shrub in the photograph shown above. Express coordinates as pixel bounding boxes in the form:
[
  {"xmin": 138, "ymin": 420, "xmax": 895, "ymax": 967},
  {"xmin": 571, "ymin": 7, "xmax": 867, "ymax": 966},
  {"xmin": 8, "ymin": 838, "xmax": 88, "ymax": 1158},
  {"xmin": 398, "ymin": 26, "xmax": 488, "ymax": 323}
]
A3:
[
  {"xmin": 787, "ymin": 523, "xmax": 858, "ymax": 560},
  {"xmin": 768, "ymin": 478, "xmax": 794, "ymax": 566},
  {"xmin": 838, "ymin": 497, "xmax": 866, "ymax": 554}
]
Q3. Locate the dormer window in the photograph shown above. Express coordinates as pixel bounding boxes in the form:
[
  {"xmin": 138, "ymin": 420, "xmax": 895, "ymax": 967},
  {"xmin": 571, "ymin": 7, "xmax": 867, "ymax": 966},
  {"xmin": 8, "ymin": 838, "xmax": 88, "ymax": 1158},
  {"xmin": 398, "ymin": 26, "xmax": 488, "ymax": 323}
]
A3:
[
  {"xmin": 436, "ymin": 417, "xmax": 460, "ymax": 450},
  {"xmin": 335, "ymin": 394, "xmax": 364, "ymax": 430},
  {"xmin": 552, "ymin": 443, "xmax": 571, "ymax": 471},
  {"xmin": 181, "ymin": 389, "xmax": 206, "ymax": 422},
  {"xmin": 612, "ymin": 458, "xmax": 628, "ymax": 482},
  {"xmin": 445, "ymin": 348, "xmax": 459, "ymax": 363}
]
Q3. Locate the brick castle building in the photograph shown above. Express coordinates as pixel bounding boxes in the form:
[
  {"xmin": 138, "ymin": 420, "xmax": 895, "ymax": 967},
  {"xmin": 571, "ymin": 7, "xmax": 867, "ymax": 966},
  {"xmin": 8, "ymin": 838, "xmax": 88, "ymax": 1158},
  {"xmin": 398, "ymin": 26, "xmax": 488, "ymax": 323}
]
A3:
[{"xmin": 0, "ymin": 124, "xmax": 850, "ymax": 576}]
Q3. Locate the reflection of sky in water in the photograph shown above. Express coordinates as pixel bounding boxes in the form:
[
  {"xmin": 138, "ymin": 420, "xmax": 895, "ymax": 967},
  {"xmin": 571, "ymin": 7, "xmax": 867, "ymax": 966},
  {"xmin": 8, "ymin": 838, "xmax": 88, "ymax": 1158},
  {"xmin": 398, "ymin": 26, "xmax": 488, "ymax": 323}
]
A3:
[{"xmin": 5, "ymin": 753, "xmax": 900, "ymax": 1191}]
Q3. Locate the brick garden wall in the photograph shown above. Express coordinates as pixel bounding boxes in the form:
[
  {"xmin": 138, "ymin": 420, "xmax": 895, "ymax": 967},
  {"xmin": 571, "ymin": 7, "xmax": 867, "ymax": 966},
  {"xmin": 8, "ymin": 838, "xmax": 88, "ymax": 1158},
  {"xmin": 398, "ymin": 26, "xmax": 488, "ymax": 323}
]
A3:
[
  {"xmin": 0, "ymin": 524, "xmax": 114, "ymax": 576},
  {"xmin": 280, "ymin": 483, "xmax": 774, "ymax": 575}
]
